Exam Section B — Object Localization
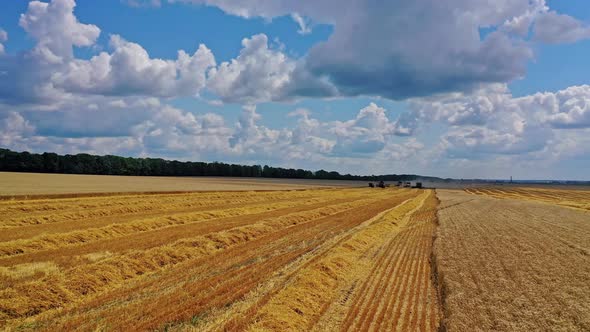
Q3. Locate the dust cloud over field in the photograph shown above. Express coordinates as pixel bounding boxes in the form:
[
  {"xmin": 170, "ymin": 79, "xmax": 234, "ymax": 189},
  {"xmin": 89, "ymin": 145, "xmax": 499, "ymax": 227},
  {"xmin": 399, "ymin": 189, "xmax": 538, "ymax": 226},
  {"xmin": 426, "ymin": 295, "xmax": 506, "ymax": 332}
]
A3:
[
  {"xmin": 0, "ymin": 172, "xmax": 364, "ymax": 196},
  {"xmin": 0, "ymin": 187, "xmax": 442, "ymax": 331},
  {"xmin": 434, "ymin": 189, "xmax": 590, "ymax": 331}
]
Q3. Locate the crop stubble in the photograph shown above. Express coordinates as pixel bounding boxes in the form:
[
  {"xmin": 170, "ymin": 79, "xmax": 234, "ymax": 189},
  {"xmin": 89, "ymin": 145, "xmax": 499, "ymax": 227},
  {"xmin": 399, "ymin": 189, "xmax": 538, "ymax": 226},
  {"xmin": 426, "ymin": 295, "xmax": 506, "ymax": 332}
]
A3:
[{"xmin": 1, "ymin": 187, "xmax": 443, "ymax": 331}]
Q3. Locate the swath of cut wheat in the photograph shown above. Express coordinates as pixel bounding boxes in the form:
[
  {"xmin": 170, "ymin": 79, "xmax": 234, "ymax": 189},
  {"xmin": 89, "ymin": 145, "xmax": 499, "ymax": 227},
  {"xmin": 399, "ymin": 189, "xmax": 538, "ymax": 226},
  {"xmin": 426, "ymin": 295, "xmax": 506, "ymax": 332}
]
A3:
[{"xmin": 1, "ymin": 186, "xmax": 443, "ymax": 331}]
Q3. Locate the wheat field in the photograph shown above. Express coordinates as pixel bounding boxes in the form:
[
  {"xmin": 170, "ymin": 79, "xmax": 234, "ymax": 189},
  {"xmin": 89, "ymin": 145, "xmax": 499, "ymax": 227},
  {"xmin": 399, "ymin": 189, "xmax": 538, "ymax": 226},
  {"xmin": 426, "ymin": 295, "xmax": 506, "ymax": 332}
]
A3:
[
  {"xmin": 435, "ymin": 188, "xmax": 590, "ymax": 331},
  {"xmin": 2, "ymin": 181, "xmax": 588, "ymax": 331},
  {"xmin": 0, "ymin": 186, "xmax": 442, "ymax": 331},
  {"xmin": 0, "ymin": 172, "xmax": 363, "ymax": 197}
]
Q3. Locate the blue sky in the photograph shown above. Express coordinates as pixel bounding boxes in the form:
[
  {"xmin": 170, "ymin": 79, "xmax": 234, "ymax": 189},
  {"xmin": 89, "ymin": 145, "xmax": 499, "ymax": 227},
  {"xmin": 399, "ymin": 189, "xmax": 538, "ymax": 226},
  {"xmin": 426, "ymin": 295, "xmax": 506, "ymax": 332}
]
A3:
[{"xmin": 1, "ymin": 0, "xmax": 589, "ymax": 179}]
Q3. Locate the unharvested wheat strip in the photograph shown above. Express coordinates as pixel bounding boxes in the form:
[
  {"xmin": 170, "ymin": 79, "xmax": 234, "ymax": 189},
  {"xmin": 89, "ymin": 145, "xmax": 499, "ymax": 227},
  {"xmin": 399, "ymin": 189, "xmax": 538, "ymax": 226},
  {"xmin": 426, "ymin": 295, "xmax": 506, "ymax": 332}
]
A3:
[
  {"xmin": 435, "ymin": 191, "xmax": 590, "ymax": 331},
  {"xmin": 496, "ymin": 207, "xmax": 590, "ymax": 253},
  {"xmin": 444, "ymin": 200, "xmax": 536, "ymax": 326},
  {"xmin": 0, "ymin": 189, "xmax": 327, "ymax": 213},
  {"xmin": 440, "ymin": 201, "xmax": 508, "ymax": 323}
]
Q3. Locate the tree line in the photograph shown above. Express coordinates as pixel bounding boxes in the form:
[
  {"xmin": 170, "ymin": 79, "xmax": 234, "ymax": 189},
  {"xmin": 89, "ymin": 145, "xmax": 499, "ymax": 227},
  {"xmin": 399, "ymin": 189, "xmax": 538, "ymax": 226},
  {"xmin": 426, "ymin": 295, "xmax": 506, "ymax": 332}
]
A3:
[{"xmin": 0, "ymin": 148, "xmax": 431, "ymax": 181}]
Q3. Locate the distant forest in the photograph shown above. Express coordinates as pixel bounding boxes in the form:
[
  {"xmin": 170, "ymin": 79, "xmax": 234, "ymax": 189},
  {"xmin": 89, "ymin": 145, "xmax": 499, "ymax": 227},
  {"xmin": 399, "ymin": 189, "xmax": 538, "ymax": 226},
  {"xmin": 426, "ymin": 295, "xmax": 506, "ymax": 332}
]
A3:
[{"xmin": 0, "ymin": 148, "xmax": 437, "ymax": 182}]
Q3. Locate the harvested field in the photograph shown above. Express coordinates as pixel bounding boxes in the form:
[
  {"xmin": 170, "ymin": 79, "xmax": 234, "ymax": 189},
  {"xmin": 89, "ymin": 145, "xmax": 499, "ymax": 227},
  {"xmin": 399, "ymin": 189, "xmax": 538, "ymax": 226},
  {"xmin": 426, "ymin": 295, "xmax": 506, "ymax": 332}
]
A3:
[
  {"xmin": 0, "ymin": 187, "xmax": 442, "ymax": 331},
  {"xmin": 435, "ymin": 189, "xmax": 590, "ymax": 331},
  {"xmin": 0, "ymin": 172, "xmax": 363, "ymax": 197}
]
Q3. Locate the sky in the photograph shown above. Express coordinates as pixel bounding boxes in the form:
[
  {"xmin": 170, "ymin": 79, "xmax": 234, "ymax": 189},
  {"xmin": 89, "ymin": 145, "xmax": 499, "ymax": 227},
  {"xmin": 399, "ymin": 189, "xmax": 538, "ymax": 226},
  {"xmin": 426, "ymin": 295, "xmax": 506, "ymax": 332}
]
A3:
[{"xmin": 0, "ymin": 0, "xmax": 589, "ymax": 180}]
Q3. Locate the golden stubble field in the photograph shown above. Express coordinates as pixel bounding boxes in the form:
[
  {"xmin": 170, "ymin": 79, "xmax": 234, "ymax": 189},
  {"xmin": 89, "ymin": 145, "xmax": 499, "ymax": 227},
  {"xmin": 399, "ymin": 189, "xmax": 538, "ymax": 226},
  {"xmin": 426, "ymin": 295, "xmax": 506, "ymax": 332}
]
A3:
[
  {"xmin": 0, "ymin": 186, "xmax": 441, "ymax": 331},
  {"xmin": 1, "ymin": 178, "xmax": 589, "ymax": 331}
]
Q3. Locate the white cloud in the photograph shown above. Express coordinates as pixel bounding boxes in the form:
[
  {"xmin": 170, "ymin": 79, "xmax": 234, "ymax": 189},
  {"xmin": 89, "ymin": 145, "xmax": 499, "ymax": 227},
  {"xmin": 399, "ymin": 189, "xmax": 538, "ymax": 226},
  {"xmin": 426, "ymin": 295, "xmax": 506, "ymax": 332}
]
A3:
[
  {"xmin": 0, "ymin": 28, "xmax": 7, "ymax": 54},
  {"xmin": 171, "ymin": 0, "xmax": 543, "ymax": 99},
  {"xmin": 54, "ymin": 35, "xmax": 216, "ymax": 98},
  {"xmin": 539, "ymin": 85, "xmax": 590, "ymax": 128},
  {"xmin": 123, "ymin": 0, "xmax": 162, "ymax": 8},
  {"xmin": 291, "ymin": 13, "xmax": 311, "ymax": 35},
  {"xmin": 174, "ymin": 0, "xmax": 590, "ymax": 100},
  {"xmin": 534, "ymin": 11, "xmax": 590, "ymax": 44},
  {"xmin": 1, "ymin": 0, "xmax": 216, "ymax": 104},
  {"xmin": 19, "ymin": 0, "xmax": 100, "ymax": 61},
  {"xmin": 207, "ymin": 34, "xmax": 295, "ymax": 104},
  {"xmin": 329, "ymin": 103, "xmax": 397, "ymax": 154},
  {"xmin": 500, "ymin": 0, "xmax": 547, "ymax": 36},
  {"xmin": 1, "ymin": 0, "xmax": 589, "ymax": 179}
]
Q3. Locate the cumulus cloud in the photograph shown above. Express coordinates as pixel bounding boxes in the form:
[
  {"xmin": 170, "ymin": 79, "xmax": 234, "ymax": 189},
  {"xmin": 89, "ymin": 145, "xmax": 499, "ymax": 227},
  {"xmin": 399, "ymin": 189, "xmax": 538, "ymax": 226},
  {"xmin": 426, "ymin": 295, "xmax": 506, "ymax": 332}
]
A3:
[
  {"xmin": 7, "ymin": 0, "xmax": 590, "ymax": 105},
  {"xmin": 175, "ymin": 0, "xmax": 590, "ymax": 100},
  {"xmin": 534, "ymin": 11, "xmax": 590, "ymax": 44},
  {"xmin": 0, "ymin": 112, "xmax": 35, "ymax": 145},
  {"xmin": 330, "ymin": 103, "xmax": 397, "ymax": 155},
  {"xmin": 0, "ymin": 28, "xmax": 7, "ymax": 54},
  {"xmin": 0, "ymin": 0, "xmax": 216, "ymax": 104},
  {"xmin": 291, "ymin": 13, "xmax": 311, "ymax": 35},
  {"xmin": 19, "ymin": 0, "xmax": 100, "ymax": 61},
  {"xmin": 170, "ymin": 0, "xmax": 553, "ymax": 100},
  {"xmin": 2, "ymin": 0, "xmax": 589, "ymax": 179},
  {"xmin": 394, "ymin": 84, "xmax": 590, "ymax": 160},
  {"xmin": 207, "ymin": 34, "xmax": 295, "ymax": 104},
  {"xmin": 54, "ymin": 35, "xmax": 216, "ymax": 97},
  {"xmin": 538, "ymin": 85, "xmax": 590, "ymax": 128},
  {"xmin": 123, "ymin": 0, "xmax": 162, "ymax": 8}
]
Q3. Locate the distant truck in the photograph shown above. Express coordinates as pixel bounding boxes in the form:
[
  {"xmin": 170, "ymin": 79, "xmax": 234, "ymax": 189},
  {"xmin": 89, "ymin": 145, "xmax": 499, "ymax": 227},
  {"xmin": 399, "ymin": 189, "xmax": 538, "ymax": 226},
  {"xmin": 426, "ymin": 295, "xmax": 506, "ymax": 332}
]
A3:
[
  {"xmin": 395, "ymin": 181, "xmax": 402, "ymax": 187},
  {"xmin": 403, "ymin": 182, "xmax": 411, "ymax": 188},
  {"xmin": 414, "ymin": 182, "xmax": 423, "ymax": 189}
]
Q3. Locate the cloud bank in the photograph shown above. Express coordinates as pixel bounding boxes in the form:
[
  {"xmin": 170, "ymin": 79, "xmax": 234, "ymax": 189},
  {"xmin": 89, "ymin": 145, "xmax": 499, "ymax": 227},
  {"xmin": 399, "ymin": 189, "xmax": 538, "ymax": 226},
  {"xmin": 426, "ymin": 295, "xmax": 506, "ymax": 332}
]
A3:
[{"xmin": 0, "ymin": 0, "xmax": 589, "ymax": 179}]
